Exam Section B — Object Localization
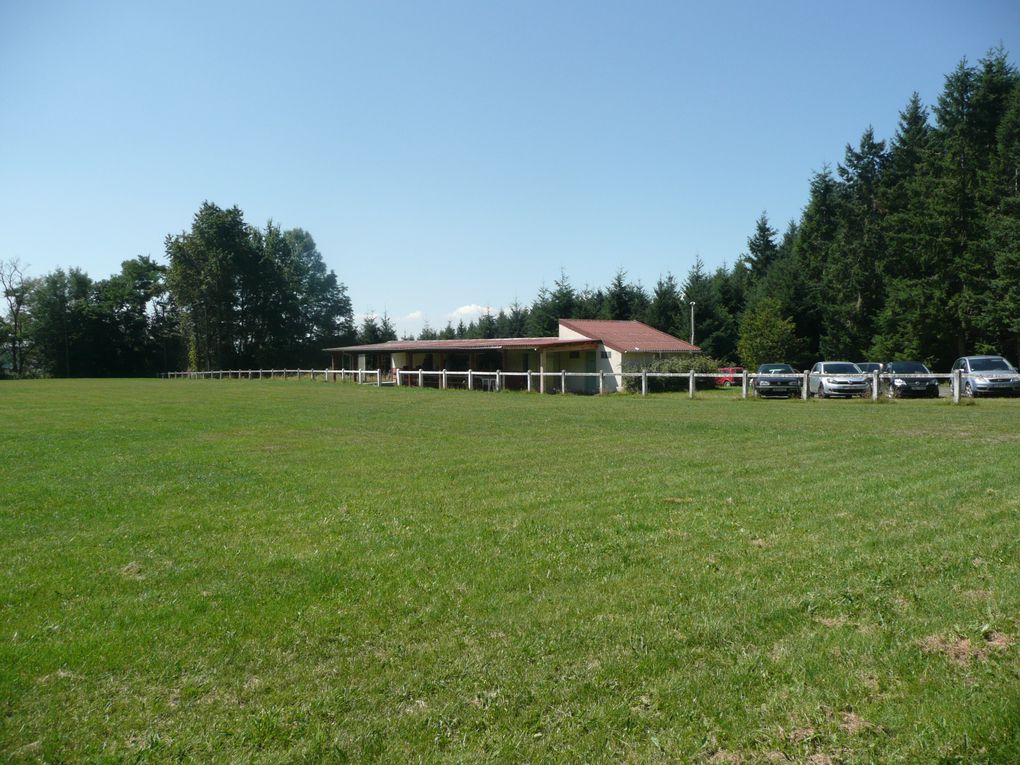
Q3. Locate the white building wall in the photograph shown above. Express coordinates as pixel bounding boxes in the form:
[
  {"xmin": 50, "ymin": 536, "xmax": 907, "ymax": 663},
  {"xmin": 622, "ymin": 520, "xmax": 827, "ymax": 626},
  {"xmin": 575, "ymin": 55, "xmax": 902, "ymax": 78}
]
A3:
[
  {"xmin": 558, "ymin": 324, "xmax": 590, "ymax": 341},
  {"xmin": 599, "ymin": 346, "xmax": 623, "ymax": 392}
]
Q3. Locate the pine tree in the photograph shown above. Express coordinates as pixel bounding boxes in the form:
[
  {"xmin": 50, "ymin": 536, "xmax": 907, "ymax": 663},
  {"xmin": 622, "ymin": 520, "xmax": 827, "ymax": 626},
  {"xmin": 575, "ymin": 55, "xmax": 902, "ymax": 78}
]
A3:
[
  {"xmin": 819, "ymin": 127, "xmax": 888, "ymax": 359},
  {"xmin": 745, "ymin": 212, "xmax": 779, "ymax": 278},
  {"xmin": 644, "ymin": 273, "xmax": 684, "ymax": 336}
]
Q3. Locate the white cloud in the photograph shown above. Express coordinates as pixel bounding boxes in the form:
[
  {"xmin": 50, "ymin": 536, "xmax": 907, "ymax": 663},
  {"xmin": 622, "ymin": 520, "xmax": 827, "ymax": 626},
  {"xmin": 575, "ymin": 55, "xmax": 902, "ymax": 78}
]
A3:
[
  {"xmin": 448, "ymin": 303, "xmax": 498, "ymax": 320},
  {"xmin": 393, "ymin": 309, "xmax": 426, "ymax": 338}
]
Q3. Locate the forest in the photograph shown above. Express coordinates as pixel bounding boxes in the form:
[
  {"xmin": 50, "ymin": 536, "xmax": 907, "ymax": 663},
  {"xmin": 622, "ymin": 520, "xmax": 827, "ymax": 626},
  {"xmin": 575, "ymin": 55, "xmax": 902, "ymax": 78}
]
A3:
[{"xmin": 2, "ymin": 49, "xmax": 1019, "ymax": 376}]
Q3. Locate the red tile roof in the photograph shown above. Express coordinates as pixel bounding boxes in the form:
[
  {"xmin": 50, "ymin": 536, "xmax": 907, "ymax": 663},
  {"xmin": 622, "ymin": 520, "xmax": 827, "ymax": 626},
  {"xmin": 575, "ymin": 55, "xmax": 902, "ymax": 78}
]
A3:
[
  {"xmin": 326, "ymin": 320, "xmax": 698, "ymax": 354},
  {"xmin": 559, "ymin": 319, "xmax": 700, "ymax": 353}
]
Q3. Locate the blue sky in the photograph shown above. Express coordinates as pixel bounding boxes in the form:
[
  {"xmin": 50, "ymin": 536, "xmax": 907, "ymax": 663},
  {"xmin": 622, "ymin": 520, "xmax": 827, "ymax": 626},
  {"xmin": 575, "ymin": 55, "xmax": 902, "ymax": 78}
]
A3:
[{"xmin": 3, "ymin": 1, "xmax": 1019, "ymax": 336}]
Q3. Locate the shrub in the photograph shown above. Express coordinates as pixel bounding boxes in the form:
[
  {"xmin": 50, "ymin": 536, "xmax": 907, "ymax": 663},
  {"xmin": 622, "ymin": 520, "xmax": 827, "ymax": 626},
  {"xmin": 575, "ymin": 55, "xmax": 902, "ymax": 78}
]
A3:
[{"xmin": 622, "ymin": 354, "xmax": 721, "ymax": 392}]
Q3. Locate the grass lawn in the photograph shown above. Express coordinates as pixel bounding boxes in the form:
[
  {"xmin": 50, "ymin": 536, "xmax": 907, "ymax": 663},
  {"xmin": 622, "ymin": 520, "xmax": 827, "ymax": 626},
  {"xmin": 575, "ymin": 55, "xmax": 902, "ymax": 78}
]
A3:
[{"xmin": 2, "ymin": 379, "xmax": 1019, "ymax": 763}]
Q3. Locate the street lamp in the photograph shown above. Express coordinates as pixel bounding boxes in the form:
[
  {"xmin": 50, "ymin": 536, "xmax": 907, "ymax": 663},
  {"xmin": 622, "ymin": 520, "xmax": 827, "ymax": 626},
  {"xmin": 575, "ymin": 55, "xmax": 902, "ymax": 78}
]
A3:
[{"xmin": 680, "ymin": 294, "xmax": 696, "ymax": 346}]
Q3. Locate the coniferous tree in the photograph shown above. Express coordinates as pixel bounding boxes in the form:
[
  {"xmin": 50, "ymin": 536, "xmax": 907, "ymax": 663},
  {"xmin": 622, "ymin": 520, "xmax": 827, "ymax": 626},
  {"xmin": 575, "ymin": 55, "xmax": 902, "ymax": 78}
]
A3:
[
  {"xmin": 644, "ymin": 273, "xmax": 685, "ymax": 336},
  {"xmin": 477, "ymin": 310, "xmax": 497, "ymax": 339},
  {"xmin": 601, "ymin": 269, "xmax": 649, "ymax": 320},
  {"xmin": 746, "ymin": 213, "xmax": 780, "ymax": 279},
  {"xmin": 820, "ymin": 127, "xmax": 887, "ymax": 359}
]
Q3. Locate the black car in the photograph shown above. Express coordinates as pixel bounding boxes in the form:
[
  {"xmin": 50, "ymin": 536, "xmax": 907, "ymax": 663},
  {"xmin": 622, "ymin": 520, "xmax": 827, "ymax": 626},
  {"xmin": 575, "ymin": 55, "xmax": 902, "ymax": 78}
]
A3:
[
  {"xmin": 856, "ymin": 362, "xmax": 882, "ymax": 374},
  {"xmin": 753, "ymin": 363, "xmax": 801, "ymax": 398},
  {"xmin": 882, "ymin": 360, "xmax": 940, "ymax": 398}
]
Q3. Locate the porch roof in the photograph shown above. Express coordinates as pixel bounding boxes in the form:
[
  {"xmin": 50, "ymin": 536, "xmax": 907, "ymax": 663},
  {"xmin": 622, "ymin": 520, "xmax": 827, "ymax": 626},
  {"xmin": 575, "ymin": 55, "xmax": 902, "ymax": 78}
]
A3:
[{"xmin": 325, "ymin": 337, "xmax": 599, "ymax": 353}]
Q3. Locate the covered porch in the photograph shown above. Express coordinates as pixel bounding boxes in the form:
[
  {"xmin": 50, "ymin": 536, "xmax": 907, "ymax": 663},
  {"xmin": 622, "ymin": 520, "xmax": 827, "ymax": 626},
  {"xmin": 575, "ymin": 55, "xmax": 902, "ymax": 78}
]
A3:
[{"xmin": 327, "ymin": 338, "xmax": 603, "ymax": 393}]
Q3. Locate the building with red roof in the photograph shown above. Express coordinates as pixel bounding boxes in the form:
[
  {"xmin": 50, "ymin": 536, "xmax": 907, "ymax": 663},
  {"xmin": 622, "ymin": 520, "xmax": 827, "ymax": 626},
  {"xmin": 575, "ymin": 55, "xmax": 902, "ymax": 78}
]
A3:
[{"xmin": 326, "ymin": 319, "xmax": 699, "ymax": 393}]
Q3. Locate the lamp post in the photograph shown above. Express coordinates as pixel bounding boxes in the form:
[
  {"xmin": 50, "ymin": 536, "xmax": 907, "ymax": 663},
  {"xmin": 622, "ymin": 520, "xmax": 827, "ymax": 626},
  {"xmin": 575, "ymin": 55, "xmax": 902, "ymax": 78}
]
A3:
[{"xmin": 680, "ymin": 293, "xmax": 696, "ymax": 346}]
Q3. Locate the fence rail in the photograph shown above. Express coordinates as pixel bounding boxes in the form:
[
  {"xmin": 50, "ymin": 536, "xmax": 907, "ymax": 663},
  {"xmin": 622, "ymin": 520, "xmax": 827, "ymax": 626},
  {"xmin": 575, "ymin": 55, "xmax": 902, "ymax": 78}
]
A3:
[{"xmin": 158, "ymin": 367, "xmax": 1018, "ymax": 404}]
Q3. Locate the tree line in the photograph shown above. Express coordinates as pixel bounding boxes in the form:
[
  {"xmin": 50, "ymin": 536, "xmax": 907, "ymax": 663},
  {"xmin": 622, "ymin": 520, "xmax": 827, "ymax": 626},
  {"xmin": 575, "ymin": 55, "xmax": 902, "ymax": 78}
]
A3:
[
  {"xmin": 4, "ymin": 49, "xmax": 1019, "ymax": 377},
  {"xmin": 421, "ymin": 49, "xmax": 1020, "ymax": 371},
  {"xmin": 1, "ymin": 203, "xmax": 360, "ymax": 376}
]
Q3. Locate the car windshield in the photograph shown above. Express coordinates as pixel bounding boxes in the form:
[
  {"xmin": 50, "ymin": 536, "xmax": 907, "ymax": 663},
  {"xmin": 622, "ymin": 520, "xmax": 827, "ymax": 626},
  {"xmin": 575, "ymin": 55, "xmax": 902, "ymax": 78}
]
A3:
[
  {"xmin": 887, "ymin": 362, "xmax": 929, "ymax": 373},
  {"xmin": 759, "ymin": 364, "xmax": 794, "ymax": 373},
  {"xmin": 969, "ymin": 357, "xmax": 1015, "ymax": 372},
  {"xmin": 823, "ymin": 363, "xmax": 860, "ymax": 374},
  {"xmin": 856, "ymin": 363, "xmax": 880, "ymax": 371}
]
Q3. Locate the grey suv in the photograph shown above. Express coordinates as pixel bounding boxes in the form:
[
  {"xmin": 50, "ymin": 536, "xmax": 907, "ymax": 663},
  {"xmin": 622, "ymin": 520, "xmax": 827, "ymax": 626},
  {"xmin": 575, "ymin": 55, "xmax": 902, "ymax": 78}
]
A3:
[
  {"xmin": 950, "ymin": 355, "xmax": 1020, "ymax": 398},
  {"xmin": 809, "ymin": 361, "xmax": 869, "ymax": 398}
]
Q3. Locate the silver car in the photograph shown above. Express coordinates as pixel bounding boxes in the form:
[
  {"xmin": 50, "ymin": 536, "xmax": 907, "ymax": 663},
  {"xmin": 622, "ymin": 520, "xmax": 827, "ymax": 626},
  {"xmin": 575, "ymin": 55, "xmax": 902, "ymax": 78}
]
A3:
[
  {"xmin": 809, "ymin": 361, "xmax": 869, "ymax": 398},
  {"xmin": 950, "ymin": 355, "xmax": 1020, "ymax": 398}
]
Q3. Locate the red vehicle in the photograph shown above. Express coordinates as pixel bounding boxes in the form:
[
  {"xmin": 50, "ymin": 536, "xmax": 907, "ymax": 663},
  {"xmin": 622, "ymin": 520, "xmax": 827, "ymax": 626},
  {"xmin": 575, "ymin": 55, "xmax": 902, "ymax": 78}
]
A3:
[{"xmin": 714, "ymin": 366, "xmax": 744, "ymax": 387}]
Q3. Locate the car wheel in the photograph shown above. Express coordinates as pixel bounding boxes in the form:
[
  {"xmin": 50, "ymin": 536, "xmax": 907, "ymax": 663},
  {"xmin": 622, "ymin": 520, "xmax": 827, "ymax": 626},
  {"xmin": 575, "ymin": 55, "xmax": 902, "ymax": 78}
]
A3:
[{"xmin": 817, "ymin": 384, "xmax": 826, "ymax": 399}]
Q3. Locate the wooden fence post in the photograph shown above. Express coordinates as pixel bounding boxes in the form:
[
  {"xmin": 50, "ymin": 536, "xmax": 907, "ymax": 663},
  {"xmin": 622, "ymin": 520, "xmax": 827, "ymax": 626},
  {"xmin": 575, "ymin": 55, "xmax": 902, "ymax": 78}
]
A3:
[
  {"xmin": 802, "ymin": 370, "xmax": 809, "ymax": 400},
  {"xmin": 689, "ymin": 369, "xmax": 695, "ymax": 399},
  {"xmin": 561, "ymin": 369, "xmax": 566, "ymax": 394},
  {"xmin": 527, "ymin": 371, "xmax": 532, "ymax": 393},
  {"xmin": 641, "ymin": 370, "xmax": 648, "ymax": 397},
  {"xmin": 599, "ymin": 370, "xmax": 605, "ymax": 395},
  {"xmin": 953, "ymin": 369, "xmax": 962, "ymax": 404},
  {"xmin": 539, "ymin": 366, "xmax": 545, "ymax": 394},
  {"xmin": 872, "ymin": 370, "xmax": 880, "ymax": 401},
  {"xmin": 418, "ymin": 369, "xmax": 423, "ymax": 387},
  {"xmin": 741, "ymin": 370, "xmax": 749, "ymax": 399},
  {"xmin": 496, "ymin": 370, "xmax": 501, "ymax": 392}
]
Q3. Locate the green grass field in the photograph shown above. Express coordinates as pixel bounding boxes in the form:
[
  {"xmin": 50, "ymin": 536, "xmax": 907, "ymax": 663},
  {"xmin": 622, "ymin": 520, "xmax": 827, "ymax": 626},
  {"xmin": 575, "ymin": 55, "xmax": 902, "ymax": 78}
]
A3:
[{"xmin": 2, "ymin": 380, "xmax": 1019, "ymax": 763}]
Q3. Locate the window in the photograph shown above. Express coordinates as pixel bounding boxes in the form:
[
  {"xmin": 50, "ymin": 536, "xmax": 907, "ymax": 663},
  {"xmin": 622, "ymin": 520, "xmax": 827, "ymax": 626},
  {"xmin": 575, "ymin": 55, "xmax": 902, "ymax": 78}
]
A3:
[{"xmin": 601, "ymin": 351, "xmax": 610, "ymax": 359}]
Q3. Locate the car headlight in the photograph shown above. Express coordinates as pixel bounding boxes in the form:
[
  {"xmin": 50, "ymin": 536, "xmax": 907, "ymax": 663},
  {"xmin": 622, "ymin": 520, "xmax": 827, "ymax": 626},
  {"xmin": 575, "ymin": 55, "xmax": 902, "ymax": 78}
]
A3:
[
  {"xmin": 893, "ymin": 378, "xmax": 905, "ymax": 386},
  {"xmin": 759, "ymin": 380, "xmax": 770, "ymax": 386}
]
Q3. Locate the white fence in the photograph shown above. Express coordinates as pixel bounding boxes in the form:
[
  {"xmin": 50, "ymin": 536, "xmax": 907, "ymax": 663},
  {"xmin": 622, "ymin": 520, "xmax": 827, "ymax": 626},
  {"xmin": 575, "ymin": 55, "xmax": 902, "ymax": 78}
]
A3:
[{"xmin": 160, "ymin": 368, "xmax": 1010, "ymax": 404}]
